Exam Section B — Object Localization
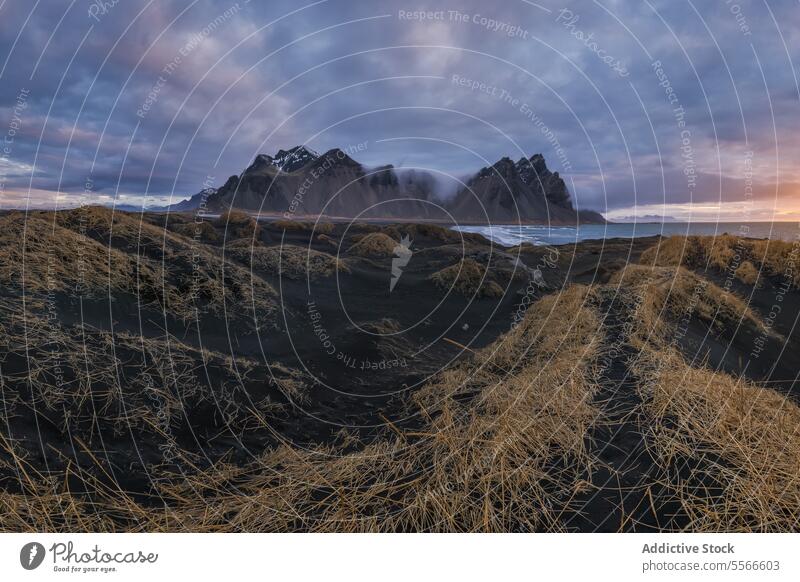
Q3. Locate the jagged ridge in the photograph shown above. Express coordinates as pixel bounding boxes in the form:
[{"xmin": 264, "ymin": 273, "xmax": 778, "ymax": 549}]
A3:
[{"xmin": 199, "ymin": 146, "xmax": 604, "ymax": 224}]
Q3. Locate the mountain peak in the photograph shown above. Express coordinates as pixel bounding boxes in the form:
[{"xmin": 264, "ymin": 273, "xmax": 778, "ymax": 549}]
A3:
[
  {"xmin": 476, "ymin": 157, "xmax": 518, "ymax": 180},
  {"xmin": 515, "ymin": 154, "xmax": 571, "ymax": 207},
  {"xmin": 516, "ymin": 153, "xmax": 547, "ymax": 178},
  {"xmin": 246, "ymin": 146, "xmax": 320, "ymax": 174},
  {"xmin": 272, "ymin": 145, "xmax": 319, "ymax": 172}
]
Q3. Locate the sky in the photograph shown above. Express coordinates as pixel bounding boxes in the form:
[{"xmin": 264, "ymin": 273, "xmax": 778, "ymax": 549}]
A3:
[{"xmin": 1, "ymin": 0, "xmax": 799, "ymax": 221}]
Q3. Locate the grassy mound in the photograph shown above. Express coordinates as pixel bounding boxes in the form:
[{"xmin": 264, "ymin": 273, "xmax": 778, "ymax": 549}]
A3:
[
  {"xmin": 347, "ymin": 232, "xmax": 398, "ymax": 258},
  {"xmin": 226, "ymin": 241, "xmax": 348, "ymax": 280},
  {"xmin": 0, "ymin": 285, "xmax": 602, "ymax": 532},
  {"xmin": 641, "ymin": 235, "xmax": 800, "ymax": 288},
  {"xmin": 429, "ymin": 258, "xmax": 504, "ymax": 298},
  {"xmin": 610, "ymin": 264, "xmax": 775, "ymax": 343},
  {"xmin": 169, "ymin": 219, "xmax": 220, "ymax": 243},
  {"xmin": 2, "ymin": 222, "xmax": 799, "ymax": 533},
  {"xmin": 0, "ymin": 210, "xmax": 277, "ymax": 322},
  {"xmin": 0, "ymin": 213, "xmax": 154, "ymax": 296},
  {"xmin": 610, "ymin": 265, "xmax": 800, "ymax": 531},
  {"xmin": 47, "ymin": 206, "xmax": 190, "ymax": 260},
  {"xmin": 734, "ymin": 260, "xmax": 759, "ymax": 284},
  {"xmin": 380, "ymin": 223, "xmax": 486, "ymax": 245},
  {"xmin": 217, "ymin": 209, "xmax": 259, "ymax": 240},
  {"xmin": 632, "ymin": 345, "xmax": 800, "ymax": 531}
]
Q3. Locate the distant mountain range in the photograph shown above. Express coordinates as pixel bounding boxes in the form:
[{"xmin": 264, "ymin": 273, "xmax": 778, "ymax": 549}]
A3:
[{"xmin": 162, "ymin": 146, "xmax": 605, "ymax": 224}]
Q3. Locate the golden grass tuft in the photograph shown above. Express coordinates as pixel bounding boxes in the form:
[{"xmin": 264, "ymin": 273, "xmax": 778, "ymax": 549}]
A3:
[
  {"xmin": 610, "ymin": 264, "xmax": 775, "ymax": 343},
  {"xmin": 0, "ymin": 210, "xmax": 277, "ymax": 322},
  {"xmin": 0, "ymin": 213, "xmax": 168, "ymax": 303},
  {"xmin": 217, "ymin": 209, "xmax": 259, "ymax": 240},
  {"xmin": 507, "ymin": 242, "xmax": 546, "ymax": 254},
  {"xmin": 347, "ymin": 232, "xmax": 398, "ymax": 258},
  {"xmin": 0, "ymin": 285, "xmax": 602, "ymax": 532},
  {"xmin": 633, "ymin": 345, "xmax": 800, "ymax": 531},
  {"xmin": 380, "ymin": 223, "xmax": 485, "ymax": 244},
  {"xmin": 225, "ymin": 241, "xmax": 349, "ymax": 280},
  {"xmin": 47, "ymin": 205, "xmax": 191, "ymax": 259},
  {"xmin": 734, "ymin": 260, "xmax": 759, "ymax": 285},
  {"xmin": 641, "ymin": 235, "xmax": 799, "ymax": 287},
  {"xmin": 429, "ymin": 258, "xmax": 504, "ymax": 298}
]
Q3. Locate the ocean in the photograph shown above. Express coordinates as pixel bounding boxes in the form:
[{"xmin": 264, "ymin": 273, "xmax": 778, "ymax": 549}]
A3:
[{"xmin": 452, "ymin": 222, "xmax": 800, "ymax": 247}]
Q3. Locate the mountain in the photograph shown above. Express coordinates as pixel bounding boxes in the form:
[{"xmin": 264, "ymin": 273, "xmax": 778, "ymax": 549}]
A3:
[
  {"xmin": 447, "ymin": 154, "xmax": 605, "ymax": 223},
  {"xmin": 165, "ymin": 187, "xmax": 217, "ymax": 211},
  {"xmin": 203, "ymin": 147, "xmax": 605, "ymax": 224},
  {"xmin": 142, "ymin": 188, "xmax": 217, "ymax": 212}
]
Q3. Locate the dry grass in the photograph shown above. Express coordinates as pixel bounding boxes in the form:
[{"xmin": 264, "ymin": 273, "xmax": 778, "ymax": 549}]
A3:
[
  {"xmin": 48, "ymin": 206, "xmax": 191, "ymax": 260},
  {"xmin": 507, "ymin": 242, "xmax": 545, "ymax": 254},
  {"xmin": 163, "ymin": 285, "xmax": 600, "ymax": 532},
  {"xmin": 641, "ymin": 235, "xmax": 800, "ymax": 288},
  {"xmin": 170, "ymin": 219, "xmax": 220, "ymax": 243},
  {"xmin": 225, "ymin": 240, "xmax": 349, "ymax": 280},
  {"xmin": 217, "ymin": 209, "xmax": 259, "ymax": 240},
  {"xmin": 348, "ymin": 222, "xmax": 381, "ymax": 233},
  {"xmin": 380, "ymin": 224, "xmax": 485, "ymax": 244},
  {"xmin": 632, "ymin": 345, "xmax": 800, "ymax": 531},
  {"xmin": 610, "ymin": 264, "xmax": 775, "ymax": 344},
  {"xmin": 0, "ymin": 296, "xmax": 278, "ymax": 453},
  {"xmin": 0, "ymin": 213, "xmax": 154, "ymax": 296},
  {"xmin": 0, "ymin": 209, "xmax": 277, "ymax": 323},
  {"xmin": 609, "ymin": 263, "xmax": 800, "ymax": 531},
  {"xmin": 429, "ymin": 258, "xmax": 504, "ymax": 298},
  {"xmin": 0, "ymin": 285, "xmax": 602, "ymax": 532},
  {"xmin": 165, "ymin": 247, "xmax": 278, "ymax": 321},
  {"xmin": 3, "ymin": 219, "xmax": 799, "ymax": 533},
  {"xmin": 347, "ymin": 232, "xmax": 398, "ymax": 258},
  {"xmin": 734, "ymin": 260, "xmax": 759, "ymax": 285},
  {"xmin": 316, "ymin": 233, "xmax": 339, "ymax": 248}
]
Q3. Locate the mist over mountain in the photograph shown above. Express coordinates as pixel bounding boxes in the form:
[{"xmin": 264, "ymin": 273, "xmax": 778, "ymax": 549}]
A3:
[{"xmin": 198, "ymin": 146, "xmax": 605, "ymax": 224}]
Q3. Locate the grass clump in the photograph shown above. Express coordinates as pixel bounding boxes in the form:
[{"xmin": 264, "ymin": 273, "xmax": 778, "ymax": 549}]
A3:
[
  {"xmin": 347, "ymin": 232, "xmax": 398, "ymax": 258},
  {"xmin": 0, "ymin": 285, "xmax": 602, "ymax": 532},
  {"xmin": 217, "ymin": 209, "xmax": 258, "ymax": 240},
  {"xmin": 380, "ymin": 224, "xmax": 486, "ymax": 245},
  {"xmin": 48, "ymin": 206, "xmax": 189, "ymax": 260},
  {"xmin": 225, "ymin": 241, "xmax": 348, "ymax": 280},
  {"xmin": 632, "ymin": 344, "xmax": 800, "ymax": 531},
  {"xmin": 734, "ymin": 260, "xmax": 759, "ymax": 285},
  {"xmin": 0, "ymin": 210, "xmax": 277, "ymax": 323},
  {"xmin": 429, "ymin": 258, "xmax": 504, "ymax": 298},
  {"xmin": 606, "ymin": 264, "xmax": 800, "ymax": 531},
  {"xmin": 0, "ymin": 213, "xmax": 172, "ymax": 306},
  {"xmin": 610, "ymin": 264, "xmax": 775, "ymax": 343},
  {"xmin": 641, "ymin": 235, "xmax": 800, "ymax": 288}
]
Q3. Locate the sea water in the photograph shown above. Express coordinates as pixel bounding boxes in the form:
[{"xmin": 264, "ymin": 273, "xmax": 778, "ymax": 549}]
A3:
[{"xmin": 452, "ymin": 222, "xmax": 800, "ymax": 247}]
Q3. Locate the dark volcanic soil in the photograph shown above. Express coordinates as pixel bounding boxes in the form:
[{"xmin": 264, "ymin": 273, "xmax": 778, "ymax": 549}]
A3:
[
  {"xmin": 0, "ymin": 213, "xmax": 653, "ymax": 484},
  {"xmin": 1, "ymin": 209, "xmax": 798, "ymax": 531}
]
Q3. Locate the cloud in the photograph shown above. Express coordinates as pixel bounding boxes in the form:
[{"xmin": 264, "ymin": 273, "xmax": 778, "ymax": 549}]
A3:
[{"xmin": 0, "ymin": 0, "xmax": 798, "ymax": 218}]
